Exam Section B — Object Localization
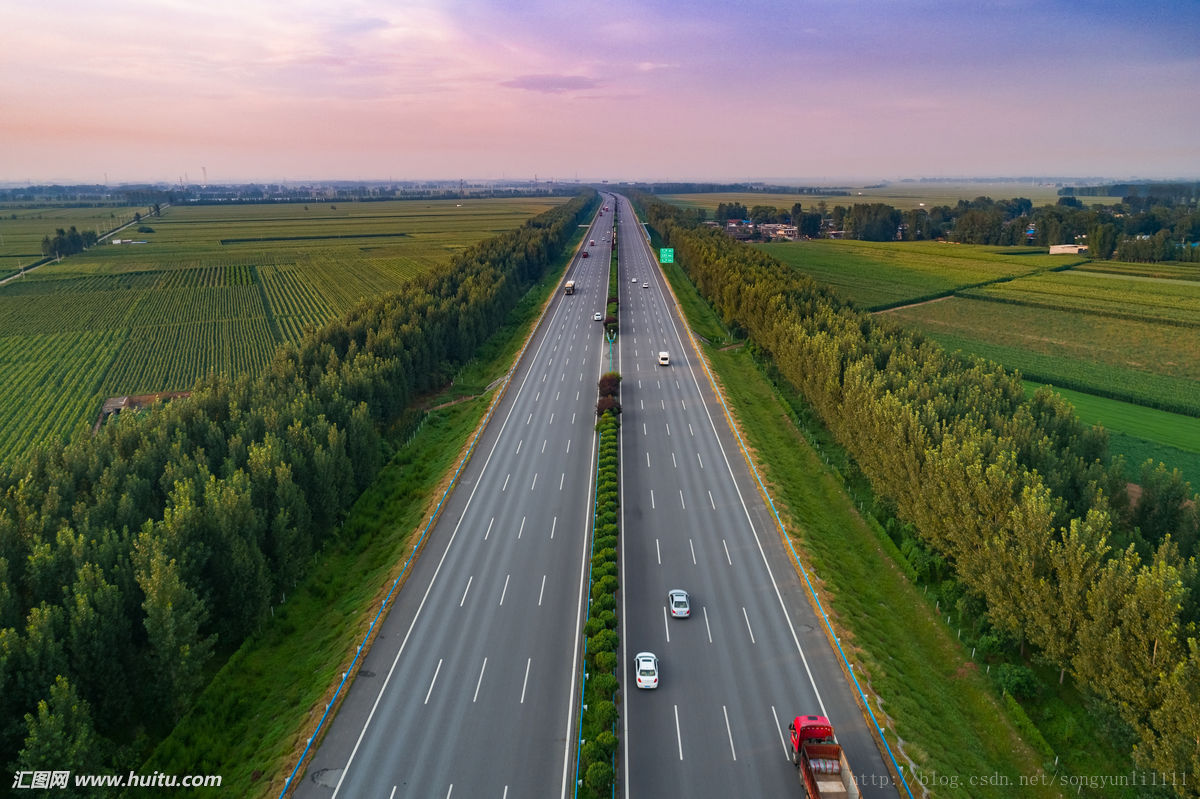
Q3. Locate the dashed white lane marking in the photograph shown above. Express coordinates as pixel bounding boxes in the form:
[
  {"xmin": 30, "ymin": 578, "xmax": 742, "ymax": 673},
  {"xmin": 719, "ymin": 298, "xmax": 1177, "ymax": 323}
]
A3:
[
  {"xmin": 723, "ymin": 705, "xmax": 737, "ymax": 761},
  {"xmin": 680, "ymin": 490, "xmax": 686, "ymax": 510},
  {"xmin": 771, "ymin": 706, "xmax": 790, "ymax": 759},
  {"xmin": 499, "ymin": 574, "xmax": 510, "ymax": 606},
  {"xmin": 485, "ymin": 517, "xmax": 494, "ymax": 540},
  {"xmin": 516, "ymin": 440, "xmax": 522, "ymax": 455},
  {"xmin": 473, "ymin": 658, "xmax": 487, "ymax": 703},
  {"xmin": 518, "ymin": 516, "xmax": 526, "ymax": 539},
  {"xmin": 723, "ymin": 539, "xmax": 732, "ymax": 565},
  {"xmin": 520, "ymin": 658, "xmax": 532, "ymax": 704},
  {"xmin": 674, "ymin": 705, "xmax": 684, "ymax": 760},
  {"xmin": 742, "ymin": 607, "xmax": 756, "ymax": 644},
  {"xmin": 703, "ymin": 606, "xmax": 713, "ymax": 643},
  {"xmin": 538, "ymin": 575, "xmax": 546, "ymax": 606},
  {"xmin": 663, "ymin": 606, "xmax": 670, "ymax": 642},
  {"xmin": 656, "ymin": 538, "xmax": 661, "ymax": 565},
  {"xmin": 689, "ymin": 538, "xmax": 696, "ymax": 564},
  {"xmin": 502, "ymin": 474, "xmax": 510, "ymax": 491},
  {"xmin": 459, "ymin": 576, "xmax": 473, "ymax": 607},
  {"xmin": 650, "ymin": 490, "xmax": 656, "ymax": 509},
  {"xmin": 708, "ymin": 490, "xmax": 716, "ymax": 509},
  {"xmin": 424, "ymin": 658, "xmax": 443, "ymax": 704}
]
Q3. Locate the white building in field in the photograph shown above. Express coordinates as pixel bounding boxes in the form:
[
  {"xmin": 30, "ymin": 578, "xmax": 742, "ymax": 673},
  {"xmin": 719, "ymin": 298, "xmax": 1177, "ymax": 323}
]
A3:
[{"xmin": 1049, "ymin": 244, "xmax": 1087, "ymax": 255}]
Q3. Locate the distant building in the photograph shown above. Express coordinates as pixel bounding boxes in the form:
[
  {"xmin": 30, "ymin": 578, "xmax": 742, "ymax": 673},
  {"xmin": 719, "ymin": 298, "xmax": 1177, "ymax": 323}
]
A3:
[
  {"xmin": 1049, "ymin": 244, "xmax": 1087, "ymax": 255},
  {"xmin": 758, "ymin": 224, "xmax": 799, "ymax": 241}
]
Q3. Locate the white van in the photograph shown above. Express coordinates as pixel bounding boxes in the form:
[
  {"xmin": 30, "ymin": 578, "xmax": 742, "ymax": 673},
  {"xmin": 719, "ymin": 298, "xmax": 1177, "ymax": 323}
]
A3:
[{"xmin": 658, "ymin": 352, "xmax": 670, "ymax": 366}]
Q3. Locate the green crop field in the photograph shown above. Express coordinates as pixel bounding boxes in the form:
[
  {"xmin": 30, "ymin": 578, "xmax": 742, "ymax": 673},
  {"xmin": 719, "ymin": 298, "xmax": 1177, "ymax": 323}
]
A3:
[
  {"xmin": 961, "ymin": 270, "xmax": 1200, "ymax": 326},
  {"xmin": 0, "ymin": 204, "xmax": 148, "ymax": 276},
  {"xmin": 0, "ymin": 198, "xmax": 563, "ymax": 463},
  {"xmin": 759, "ymin": 239, "xmax": 1079, "ymax": 309},
  {"xmin": 1022, "ymin": 381, "xmax": 1200, "ymax": 489},
  {"xmin": 659, "ymin": 182, "xmax": 1118, "ymax": 213},
  {"xmin": 894, "ymin": 312, "xmax": 1200, "ymax": 417},
  {"xmin": 745, "ymin": 237, "xmax": 1200, "ymax": 487},
  {"xmin": 1073, "ymin": 259, "xmax": 1200, "ymax": 282}
]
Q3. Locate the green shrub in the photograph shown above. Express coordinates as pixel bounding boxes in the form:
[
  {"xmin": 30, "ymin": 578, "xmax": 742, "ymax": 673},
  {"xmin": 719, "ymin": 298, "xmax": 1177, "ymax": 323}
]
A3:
[
  {"xmin": 588, "ymin": 629, "xmax": 618, "ymax": 657},
  {"xmin": 591, "ymin": 593, "xmax": 615, "ymax": 613},
  {"xmin": 588, "ymin": 672, "xmax": 618, "ymax": 701},
  {"xmin": 589, "ymin": 700, "xmax": 618, "ymax": 730},
  {"xmin": 593, "ymin": 562, "xmax": 617, "ymax": 579},
  {"xmin": 592, "ymin": 651, "xmax": 617, "ymax": 674},
  {"xmin": 593, "ymin": 535, "xmax": 618, "ymax": 552},
  {"xmin": 591, "ymin": 548, "xmax": 616, "ymax": 568},
  {"xmin": 592, "ymin": 574, "xmax": 618, "ymax": 598},
  {"xmin": 595, "ymin": 609, "xmax": 617, "ymax": 629},
  {"xmin": 995, "ymin": 664, "xmax": 1040, "ymax": 701},
  {"xmin": 592, "ymin": 729, "xmax": 617, "ymax": 759},
  {"xmin": 584, "ymin": 617, "xmax": 606, "ymax": 637},
  {"xmin": 585, "ymin": 761, "xmax": 613, "ymax": 794}
]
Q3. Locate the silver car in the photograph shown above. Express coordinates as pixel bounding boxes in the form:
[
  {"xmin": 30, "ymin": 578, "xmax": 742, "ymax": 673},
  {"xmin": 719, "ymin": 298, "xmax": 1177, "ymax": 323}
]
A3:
[{"xmin": 667, "ymin": 589, "xmax": 690, "ymax": 618}]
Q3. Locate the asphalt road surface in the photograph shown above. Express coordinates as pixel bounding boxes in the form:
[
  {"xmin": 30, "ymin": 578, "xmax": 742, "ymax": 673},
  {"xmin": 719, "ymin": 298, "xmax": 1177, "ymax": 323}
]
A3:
[
  {"xmin": 296, "ymin": 201, "xmax": 616, "ymax": 799},
  {"xmin": 295, "ymin": 193, "xmax": 900, "ymax": 798},
  {"xmin": 613, "ymin": 194, "xmax": 897, "ymax": 799}
]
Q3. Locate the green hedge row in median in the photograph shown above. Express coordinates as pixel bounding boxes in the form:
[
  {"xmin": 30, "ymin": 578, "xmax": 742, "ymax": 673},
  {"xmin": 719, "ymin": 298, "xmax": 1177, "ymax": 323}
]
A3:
[{"xmin": 577, "ymin": 384, "xmax": 622, "ymax": 797}]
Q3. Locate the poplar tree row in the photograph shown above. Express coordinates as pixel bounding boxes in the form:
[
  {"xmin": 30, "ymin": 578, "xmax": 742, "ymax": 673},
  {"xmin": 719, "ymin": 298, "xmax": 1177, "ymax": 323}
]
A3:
[
  {"xmin": 0, "ymin": 191, "xmax": 598, "ymax": 780},
  {"xmin": 634, "ymin": 193, "xmax": 1200, "ymax": 795}
]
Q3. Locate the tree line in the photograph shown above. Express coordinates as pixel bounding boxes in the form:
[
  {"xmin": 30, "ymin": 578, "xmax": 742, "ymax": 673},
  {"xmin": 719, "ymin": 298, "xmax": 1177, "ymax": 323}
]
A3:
[
  {"xmin": 634, "ymin": 192, "xmax": 1200, "ymax": 796},
  {"xmin": 702, "ymin": 192, "xmax": 1200, "ymax": 259},
  {"xmin": 40, "ymin": 227, "xmax": 99, "ymax": 258},
  {"xmin": 0, "ymin": 191, "xmax": 598, "ymax": 785}
]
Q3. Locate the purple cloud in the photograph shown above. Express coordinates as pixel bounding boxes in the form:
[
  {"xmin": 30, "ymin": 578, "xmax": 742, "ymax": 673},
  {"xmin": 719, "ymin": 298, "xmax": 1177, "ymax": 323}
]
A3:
[{"xmin": 500, "ymin": 74, "xmax": 599, "ymax": 93}]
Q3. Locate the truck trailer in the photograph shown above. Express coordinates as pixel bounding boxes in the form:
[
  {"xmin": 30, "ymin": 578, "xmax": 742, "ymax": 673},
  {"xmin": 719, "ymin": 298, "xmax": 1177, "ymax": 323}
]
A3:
[
  {"xmin": 564, "ymin": 280, "xmax": 576, "ymax": 295},
  {"xmin": 788, "ymin": 716, "xmax": 859, "ymax": 798}
]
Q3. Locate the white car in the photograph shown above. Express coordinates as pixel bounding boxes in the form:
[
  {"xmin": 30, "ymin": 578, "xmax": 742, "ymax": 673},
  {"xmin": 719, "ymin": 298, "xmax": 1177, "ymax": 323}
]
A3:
[
  {"xmin": 593, "ymin": 312, "xmax": 603, "ymax": 321},
  {"xmin": 642, "ymin": 282, "xmax": 649, "ymax": 288},
  {"xmin": 634, "ymin": 652, "xmax": 659, "ymax": 689},
  {"xmin": 667, "ymin": 589, "xmax": 690, "ymax": 618},
  {"xmin": 631, "ymin": 277, "xmax": 638, "ymax": 283}
]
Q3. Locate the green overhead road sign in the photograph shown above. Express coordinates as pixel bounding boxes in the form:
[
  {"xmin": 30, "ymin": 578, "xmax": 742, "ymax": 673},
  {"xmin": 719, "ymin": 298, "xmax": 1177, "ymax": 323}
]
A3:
[{"xmin": 659, "ymin": 248, "xmax": 674, "ymax": 263}]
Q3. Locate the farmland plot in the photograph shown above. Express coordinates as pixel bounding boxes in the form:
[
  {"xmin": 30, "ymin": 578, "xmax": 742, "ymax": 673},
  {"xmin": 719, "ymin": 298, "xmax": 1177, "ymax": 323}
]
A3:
[
  {"xmin": 0, "ymin": 197, "xmax": 564, "ymax": 462},
  {"xmin": 760, "ymin": 240, "xmax": 1069, "ymax": 309}
]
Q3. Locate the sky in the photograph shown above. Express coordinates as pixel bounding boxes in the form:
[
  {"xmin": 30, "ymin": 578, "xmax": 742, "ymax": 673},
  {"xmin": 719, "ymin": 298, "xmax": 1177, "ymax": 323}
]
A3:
[{"xmin": 2, "ymin": 0, "xmax": 1198, "ymax": 184}]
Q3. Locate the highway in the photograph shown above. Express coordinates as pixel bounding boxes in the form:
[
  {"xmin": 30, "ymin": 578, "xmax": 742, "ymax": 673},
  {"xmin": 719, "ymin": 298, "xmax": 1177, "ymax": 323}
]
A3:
[
  {"xmin": 295, "ymin": 201, "xmax": 615, "ymax": 798},
  {"xmin": 295, "ymin": 192, "xmax": 900, "ymax": 798},
  {"xmin": 613, "ymin": 193, "xmax": 896, "ymax": 797}
]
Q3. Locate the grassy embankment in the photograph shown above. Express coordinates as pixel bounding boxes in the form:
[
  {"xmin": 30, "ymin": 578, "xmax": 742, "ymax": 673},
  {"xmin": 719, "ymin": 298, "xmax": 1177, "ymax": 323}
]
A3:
[
  {"xmin": 646, "ymin": 224, "xmax": 1141, "ymax": 797},
  {"xmin": 143, "ymin": 223, "xmax": 587, "ymax": 797}
]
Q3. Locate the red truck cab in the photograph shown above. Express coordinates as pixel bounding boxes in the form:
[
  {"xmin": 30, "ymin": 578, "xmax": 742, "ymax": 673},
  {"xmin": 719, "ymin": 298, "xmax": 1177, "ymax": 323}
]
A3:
[{"xmin": 789, "ymin": 715, "xmax": 858, "ymax": 798}]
